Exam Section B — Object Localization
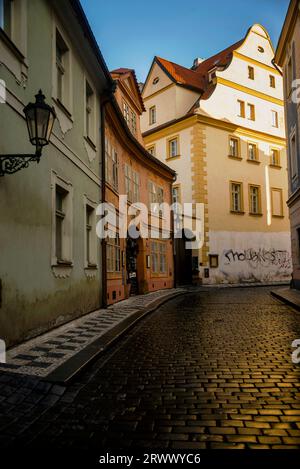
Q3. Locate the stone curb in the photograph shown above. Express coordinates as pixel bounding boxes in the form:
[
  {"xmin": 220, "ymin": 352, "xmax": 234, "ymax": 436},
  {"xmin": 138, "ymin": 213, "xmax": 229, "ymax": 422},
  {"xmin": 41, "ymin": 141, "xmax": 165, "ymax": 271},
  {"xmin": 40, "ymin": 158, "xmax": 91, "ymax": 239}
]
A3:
[
  {"xmin": 45, "ymin": 290, "xmax": 188, "ymax": 385},
  {"xmin": 270, "ymin": 289, "xmax": 300, "ymax": 312}
]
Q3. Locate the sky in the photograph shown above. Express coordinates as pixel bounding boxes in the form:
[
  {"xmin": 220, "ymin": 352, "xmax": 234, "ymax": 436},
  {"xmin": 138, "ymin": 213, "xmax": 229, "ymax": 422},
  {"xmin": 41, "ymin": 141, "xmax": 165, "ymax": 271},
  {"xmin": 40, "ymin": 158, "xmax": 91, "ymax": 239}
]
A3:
[{"xmin": 80, "ymin": 0, "xmax": 290, "ymax": 83}]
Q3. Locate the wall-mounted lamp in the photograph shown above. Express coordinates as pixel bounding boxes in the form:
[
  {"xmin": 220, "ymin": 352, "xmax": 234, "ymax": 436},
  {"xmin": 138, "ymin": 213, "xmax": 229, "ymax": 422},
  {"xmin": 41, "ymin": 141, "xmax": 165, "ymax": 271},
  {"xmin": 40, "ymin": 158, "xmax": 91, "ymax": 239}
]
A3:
[{"xmin": 0, "ymin": 90, "xmax": 56, "ymax": 176}]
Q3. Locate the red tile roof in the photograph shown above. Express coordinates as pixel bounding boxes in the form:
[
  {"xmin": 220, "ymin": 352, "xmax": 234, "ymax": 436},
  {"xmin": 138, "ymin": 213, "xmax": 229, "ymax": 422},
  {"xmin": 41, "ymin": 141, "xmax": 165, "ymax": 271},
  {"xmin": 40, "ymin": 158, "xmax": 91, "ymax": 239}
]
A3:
[
  {"xmin": 155, "ymin": 38, "xmax": 244, "ymax": 100},
  {"xmin": 111, "ymin": 68, "xmax": 145, "ymax": 111}
]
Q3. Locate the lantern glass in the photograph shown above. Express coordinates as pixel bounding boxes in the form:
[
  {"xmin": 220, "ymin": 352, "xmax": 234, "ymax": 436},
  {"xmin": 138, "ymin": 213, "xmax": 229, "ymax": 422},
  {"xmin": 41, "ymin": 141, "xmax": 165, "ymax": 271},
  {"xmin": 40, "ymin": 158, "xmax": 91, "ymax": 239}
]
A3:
[{"xmin": 24, "ymin": 90, "xmax": 56, "ymax": 149}]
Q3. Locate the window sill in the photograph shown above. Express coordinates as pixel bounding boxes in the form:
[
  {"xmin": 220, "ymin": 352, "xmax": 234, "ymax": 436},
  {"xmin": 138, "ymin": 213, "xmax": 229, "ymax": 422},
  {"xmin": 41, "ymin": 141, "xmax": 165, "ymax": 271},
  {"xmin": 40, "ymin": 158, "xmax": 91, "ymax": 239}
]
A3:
[
  {"xmin": 228, "ymin": 155, "xmax": 242, "ymax": 160},
  {"xmin": 105, "ymin": 182, "xmax": 119, "ymax": 196},
  {"xmin": 230, "ymin": 210, "xmax": 245, "ymax": 215},
  {"xmin": 85, "ymin": 263, "xmax": 98, "ymax": 269},
  {"xmin": 84, "ymin": 135, "xmax": 97, "ymax": 151},
  {"xmin": 51, "ymin": 261, "xmax": 73, "ymax": 279},
  {"xmin": 84, "ymin": 264, "xmax": 98, "ymax": 279},
  {"xmin": 272, "ymin": 214, "xmax": 284, "ymax": 218},
  {"xmin": 56, "ymin": 259, "xmax": 73, "ymax": 266},
  {"xmin": 166, "ymin": 155, "xmax": 180, "ymax": 161},
  {"xmin": 249, "ymin": 212, "xmax": 263, "ymax": 217},
  {"xmin": 247, "ymin": 159, "xmax": 260, "ymax": 164},
  {"xmin": 0, "ymin": 28, "xmax": 26, "ymax": 64},
  {"xmin": 52, "ymin": 98, "xmax": 73, "ymax": 121},
  {"xmin": 269, "ymin": 164, "xmax": 282, "ymax": 169}
]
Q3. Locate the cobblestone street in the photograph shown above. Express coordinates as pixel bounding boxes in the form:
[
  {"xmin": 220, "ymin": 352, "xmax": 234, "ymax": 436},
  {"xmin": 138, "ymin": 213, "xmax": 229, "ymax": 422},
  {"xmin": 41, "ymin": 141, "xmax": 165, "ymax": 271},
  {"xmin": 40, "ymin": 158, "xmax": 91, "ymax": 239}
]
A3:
[{"xmin": 1, "ymin": 287, "xmax": 300, "ymax": 450}]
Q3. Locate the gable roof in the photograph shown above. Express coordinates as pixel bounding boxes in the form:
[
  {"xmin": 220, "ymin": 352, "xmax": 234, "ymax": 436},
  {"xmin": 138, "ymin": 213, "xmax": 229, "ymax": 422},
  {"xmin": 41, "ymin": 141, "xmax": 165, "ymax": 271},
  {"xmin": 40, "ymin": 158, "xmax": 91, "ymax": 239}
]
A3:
[
  {"xmin": 153, "ymin": 38, "xmax": 243, "ymax": 100},
  {"xmin": 155, "ymin": 57, "xmax": 205, "ymax": 93},
  {"xmin": 111, "ymin": 68, "xmax": 146, "ymax": 112}
]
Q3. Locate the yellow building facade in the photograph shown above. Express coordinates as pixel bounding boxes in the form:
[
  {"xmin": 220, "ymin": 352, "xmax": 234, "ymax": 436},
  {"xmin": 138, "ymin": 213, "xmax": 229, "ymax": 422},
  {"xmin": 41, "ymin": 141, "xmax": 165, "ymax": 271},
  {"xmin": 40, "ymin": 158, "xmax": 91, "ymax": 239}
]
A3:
[{"xmin": 142, "ymin": 24, "xmax": 292, "ymax": 285}]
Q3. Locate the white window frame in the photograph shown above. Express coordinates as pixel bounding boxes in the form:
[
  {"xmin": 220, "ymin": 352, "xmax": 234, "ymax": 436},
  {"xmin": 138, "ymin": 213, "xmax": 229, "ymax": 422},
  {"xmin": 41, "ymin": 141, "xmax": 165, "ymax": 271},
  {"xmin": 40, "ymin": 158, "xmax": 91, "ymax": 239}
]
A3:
[
  {"xmin": 51, "ymin": 171, "xmax": 73, "ymax": 267},
  {"xmin": 52, "ymin": 22, "xmax": 73, "ymax": 116},
  {"xmin": 84, "ymin": 195, "xmax": 98, "ymax": 269},
  {"xmin": 149, "ymin": 105, "xmax": 156, "ymax": 125}
]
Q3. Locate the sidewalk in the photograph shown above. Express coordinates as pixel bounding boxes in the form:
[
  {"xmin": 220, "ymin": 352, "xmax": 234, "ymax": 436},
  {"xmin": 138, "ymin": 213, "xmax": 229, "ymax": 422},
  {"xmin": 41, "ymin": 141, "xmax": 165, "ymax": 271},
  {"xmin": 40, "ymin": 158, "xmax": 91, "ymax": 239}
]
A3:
[
  {"xmin": 0, "ymin": 288, "xmax": 186, "ymax": 384},
  {"xmin": 271, "ymin": 286, "xmax": 300, "ymax": 312}
]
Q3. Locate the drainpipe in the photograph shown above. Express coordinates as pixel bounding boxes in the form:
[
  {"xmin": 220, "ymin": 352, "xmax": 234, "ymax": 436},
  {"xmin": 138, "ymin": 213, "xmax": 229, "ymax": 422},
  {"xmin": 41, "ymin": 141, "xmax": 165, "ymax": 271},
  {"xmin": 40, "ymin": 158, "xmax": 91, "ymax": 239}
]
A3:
[
  {"xmin": 100, "ymin": 100, "xmax": 107, "ymax": 308},
  {"xmin": 171, "ymin": 173, "xmax": 177, "ymax": 288},
  {"xmin": 271, "ymin": 58, "xmax": 283, "ymax": 77}
]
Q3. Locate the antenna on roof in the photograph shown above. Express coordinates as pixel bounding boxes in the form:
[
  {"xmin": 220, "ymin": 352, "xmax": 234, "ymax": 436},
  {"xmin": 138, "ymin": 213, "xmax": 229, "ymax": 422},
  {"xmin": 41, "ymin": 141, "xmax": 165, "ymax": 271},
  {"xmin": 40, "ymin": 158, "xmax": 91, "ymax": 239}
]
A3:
[{"xmin": 191, "ymin": 57, "xmax": 205, "ymax": 70}]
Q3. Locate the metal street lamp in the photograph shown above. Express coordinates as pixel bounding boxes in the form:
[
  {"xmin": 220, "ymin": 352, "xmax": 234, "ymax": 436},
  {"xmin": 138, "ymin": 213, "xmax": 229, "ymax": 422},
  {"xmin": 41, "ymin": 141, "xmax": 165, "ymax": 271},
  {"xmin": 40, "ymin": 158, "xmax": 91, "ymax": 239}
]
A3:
[{"xmin": 0, "ymin": 90, "xmax": 56, "ymax": 176}]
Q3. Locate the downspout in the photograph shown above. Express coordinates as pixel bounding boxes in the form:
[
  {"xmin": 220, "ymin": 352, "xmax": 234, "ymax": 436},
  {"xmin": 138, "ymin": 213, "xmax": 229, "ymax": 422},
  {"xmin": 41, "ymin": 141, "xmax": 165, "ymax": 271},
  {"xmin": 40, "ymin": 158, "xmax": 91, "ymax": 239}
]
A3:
[
  {"xmin": 100, "ymin": 87, "xmax": 115, "ymax": 308},
  {"xmin": 100, "ymin": 99, "xmax": 107, "ymax": 308},
  {"xmin": 271, "ymin": 58, "xmax": 283, "ymax": 77},
  {"xmin": 171, "ymin": 173, "xmax": 177, "ymax": 288}
]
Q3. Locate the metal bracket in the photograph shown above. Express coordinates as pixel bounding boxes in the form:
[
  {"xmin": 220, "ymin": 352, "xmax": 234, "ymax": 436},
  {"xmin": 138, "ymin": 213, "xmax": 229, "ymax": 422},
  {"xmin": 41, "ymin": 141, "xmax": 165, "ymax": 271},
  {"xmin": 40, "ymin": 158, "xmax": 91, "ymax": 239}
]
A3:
[{"xmin": 0, "ymin": 150, "xmax": 41, "ymax": 176}]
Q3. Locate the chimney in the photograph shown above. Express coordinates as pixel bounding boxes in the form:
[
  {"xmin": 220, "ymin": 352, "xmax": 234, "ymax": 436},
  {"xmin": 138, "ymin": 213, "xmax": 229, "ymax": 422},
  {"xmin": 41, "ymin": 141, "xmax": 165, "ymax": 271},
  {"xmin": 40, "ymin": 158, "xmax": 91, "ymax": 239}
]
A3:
[{"xmin": 191, "ymin": 57, "xmax": 204, "ymax": 70}]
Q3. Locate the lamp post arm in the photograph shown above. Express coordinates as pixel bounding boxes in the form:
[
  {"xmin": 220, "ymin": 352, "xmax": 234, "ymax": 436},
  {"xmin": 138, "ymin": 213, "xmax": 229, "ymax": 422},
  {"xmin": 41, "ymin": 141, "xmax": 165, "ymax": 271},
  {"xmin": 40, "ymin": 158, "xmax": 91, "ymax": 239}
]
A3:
[{"xmin": 0, "ymin": 148, "xmax": 42, "ymax": 176}]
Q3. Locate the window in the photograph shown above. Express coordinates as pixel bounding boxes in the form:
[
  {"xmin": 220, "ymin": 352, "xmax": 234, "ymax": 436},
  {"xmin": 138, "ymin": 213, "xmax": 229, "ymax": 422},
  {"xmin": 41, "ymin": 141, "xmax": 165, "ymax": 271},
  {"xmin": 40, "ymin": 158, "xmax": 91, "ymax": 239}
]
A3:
[
  {"xmin": 209, "ymin": 254, "xmax": 219, "ymax": 268},
  {"xmin": 107, "ymin": 235, "xmax": 121, "ymax": 273},
  {"xmin": 271, "ymin": 110, "xmax": 278, "ymax": 128},
  {"xmin": 55, "ymin": 187, "xmax": 67, "ymax": 262},
  {"xmin": 124, "ymin": 165, "xmax": 139, "ymax": 203},
  {"xmin": 230, "ymin": 182, "xmax": 243, "ymax": 213},
  {"xmin": 151, "ymin": 241, "xmax": 167, "ymax": 274},
  {"xmin": 125, "ymin": 164, "xmax": 132, "ymax": 201},
  {"xmin": 123, "ymin": 101, "xmax": 137, "ymax": 134},
  {"xmin": 51, "ymin": 172, "xmax": 73, "ymax": 268},
  {"xmin": 248, "ymin": 66, "xmax": 254, "ymax": 80},
  {"xmin": 248, "ymin": 142, "xmax": 258, "ymax": 161},
  {"xmin": 271, "ymin": 188, "xmax": 283, "ymax": 217},
  {"xmin": 123, "ymin": 102, "xmax": 130, "ymax": 125},
  {"xmin": 270, "ymin": 148, "xmax": 280, "ymax": 167},
  {"xmin": 85, "ymin": 80, "xmax": 95, "ymax": 142},
  {"xmin": 247, "ymin": 103, "xmax": 255, "ymax": 121},
  {"xmin": 85, "ymin": 203, "xmax": 97, "ymax": 267},
  {"xmin": 167, "ymin": 136, "xmax": 179, "ymax": 158},
  {"xmin": 237, "ymin": 100, "xmax": 245, "ymax": 118},
  {"xmin": 0, "ymin": 0, "xmax": 12, "ymax": 36},
  {"xmin": 229, "ymin": 137, "xmax": 240, "ymax": 158},
  {"xmin": 54, "ymin": 184, "xmax": 72, "ymax": 263},
  {"xmin": 132, "ymin": 170, "xmax": 140, "ymax": 203},
  {"xmin": 172, "ymin": 185, "xmax": 181, "ymax": 204},
  {"xmin": 147, "ymin": 145, "xmax": 155, "ymax": 156},
  {"xmin": 148, "ymin": 181, "xmax": 164, "ymax": 214},
  {"xmin": 249, "ymin": 185, "xmax": 261, "ymax": 214},
  {"xmin": 149, "ymin": 106, "xmax": 156, "ymax": 125},
  {"xmin": 105, "ymin": 138, "xmax": 118, "ymax": 190},
  {"xmin": 287, "ymin": 57, "xmax": 293, "ymax": 97},
  {"xmin": 55, "ymin": 29, "xmax": 71, "ymax": 110},
  {"xmin": 269, "ymin": 75, "xmax": 276, "ymax": 88},
  {"xmin": 290, "ymin": 131, "xmax": 297, "ymax": 179},
  {"xmin": 297, "ymin": 228, "xmax": 300, "ymax": 263}
]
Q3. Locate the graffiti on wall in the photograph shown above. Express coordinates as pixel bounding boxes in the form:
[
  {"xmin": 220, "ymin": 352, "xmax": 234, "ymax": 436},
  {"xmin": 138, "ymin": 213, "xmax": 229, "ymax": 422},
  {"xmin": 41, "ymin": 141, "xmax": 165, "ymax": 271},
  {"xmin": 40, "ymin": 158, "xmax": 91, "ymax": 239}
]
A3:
[{"xmin": 223, "ymin": 248, "xmax": 292, "ymax": 270}]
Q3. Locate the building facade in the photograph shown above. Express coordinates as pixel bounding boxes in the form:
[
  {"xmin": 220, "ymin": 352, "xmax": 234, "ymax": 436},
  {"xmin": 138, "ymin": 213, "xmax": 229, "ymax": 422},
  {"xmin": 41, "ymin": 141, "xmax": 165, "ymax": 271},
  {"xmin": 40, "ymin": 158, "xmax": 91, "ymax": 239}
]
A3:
[
  {"xmin": 0, "ymin": 0, "xmax": 113, "ymax": 346},
  {"xmin": 104, "ymin": 69, "xmax": 175, "ymax": 305},
  {"xmin": 275, "ymin": 0, "xmax": 300, "ymax": 289},
  {"xmin": 142, "ymin": 24, "xmax": 292, "ymax": 285}
]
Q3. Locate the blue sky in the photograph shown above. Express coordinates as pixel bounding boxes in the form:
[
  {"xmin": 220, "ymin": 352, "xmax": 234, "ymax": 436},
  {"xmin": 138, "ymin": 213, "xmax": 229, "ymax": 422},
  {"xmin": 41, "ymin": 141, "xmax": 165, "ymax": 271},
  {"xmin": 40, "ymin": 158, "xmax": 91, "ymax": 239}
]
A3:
[{"xmin": 80, "ymin": 0, "xmax": 290, "ymax": 82}]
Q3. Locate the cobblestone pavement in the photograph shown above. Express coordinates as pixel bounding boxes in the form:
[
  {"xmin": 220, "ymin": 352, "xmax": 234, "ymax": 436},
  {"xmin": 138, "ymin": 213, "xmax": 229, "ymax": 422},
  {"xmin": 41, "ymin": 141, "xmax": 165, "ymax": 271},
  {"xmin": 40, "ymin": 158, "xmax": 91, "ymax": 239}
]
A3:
[
  {"xmin": 0, "ymin": 288, "xmax": 183, "ymax": 377},
  {"xmin": 1, "ymin": 286, "xmax": 300, "ymax": 450}
]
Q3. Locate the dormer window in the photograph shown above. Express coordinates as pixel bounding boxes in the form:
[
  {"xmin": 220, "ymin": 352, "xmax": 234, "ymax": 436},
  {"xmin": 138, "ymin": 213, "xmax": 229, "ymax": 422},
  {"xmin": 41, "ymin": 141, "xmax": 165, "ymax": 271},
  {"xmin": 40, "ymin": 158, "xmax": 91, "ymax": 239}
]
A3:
[{"xmin": 208, "ymin": 69, "xmax": 216, "ymax": 83}]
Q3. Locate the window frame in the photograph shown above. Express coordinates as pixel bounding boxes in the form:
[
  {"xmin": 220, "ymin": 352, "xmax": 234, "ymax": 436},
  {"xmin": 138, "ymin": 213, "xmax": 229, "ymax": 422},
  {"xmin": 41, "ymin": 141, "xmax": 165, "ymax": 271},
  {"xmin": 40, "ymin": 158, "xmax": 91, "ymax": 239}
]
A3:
[
  {"xmin": 247, "ymin": 141, "xmax": 259, "ymax": 162},
  {"xmin": 167, "ymin": 135, "xmax": 180, "ymax": 159},
  {"xmin": 150, "ymin": 240, "xmax": 167, "ymax": 276},
  {"xmin": 149, "ymin": 105, "xmax": 156, "ymax": 125},
  {"xmin": 248, "ymin": 184, "xmax": 262, "ymax": 215},
  {"xmin": 228, "ymin": 136, "xmax": 241, "ymax": 159},
  {"xmin": 237, "ymin": 99, "xmax": 245, "ymax": 118},
  {"xmin": 270, "ymin": 148, "xmax": 281, "ymax": 167},
  {"xmin": 269, "ymin": 75, "xmax": 276, "ymax": 89},
  {"xmin": 230, "ymin": 181, "xmax": 244, "ymax": 214},
  {"xmin": 52, "ymin": 24, "xmax": 73, "ymax": 116},
  {"xmin": 51, "ymin": 171, "xmax": 73, "ymax": 268},
  {"xmin": 270, "ymin": 187, "xmax": 284, "ymax": 218},
  {"xmin": 248, "ymin": 66, "xmax": 254, "ymax": 80},
  {"xmin": 84, "ymin": 78, "xmax": 96, "ymax": 146},
  {"xmin": 271, "ymin": 110, "xmax": 279, "ymax": 128},
  {"xmin": 84, "ymin": 196, "xmax": 98, "ymax": 269},
  {"xmin": 246, "ymin": 103, "xmax": 255, "ymax": 121}
]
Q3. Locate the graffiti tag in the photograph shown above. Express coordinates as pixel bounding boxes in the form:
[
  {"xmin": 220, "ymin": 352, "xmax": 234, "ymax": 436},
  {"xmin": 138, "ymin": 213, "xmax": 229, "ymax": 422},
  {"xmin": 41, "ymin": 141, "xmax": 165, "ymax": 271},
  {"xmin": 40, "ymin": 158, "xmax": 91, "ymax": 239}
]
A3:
[{"xmin": 224, "ymin": 248, "xmax": 292, "ymax": 270}]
